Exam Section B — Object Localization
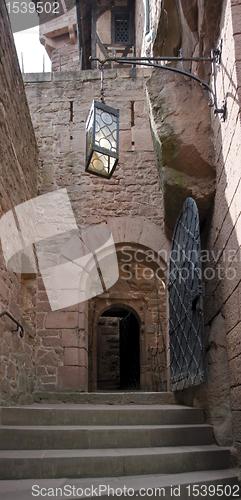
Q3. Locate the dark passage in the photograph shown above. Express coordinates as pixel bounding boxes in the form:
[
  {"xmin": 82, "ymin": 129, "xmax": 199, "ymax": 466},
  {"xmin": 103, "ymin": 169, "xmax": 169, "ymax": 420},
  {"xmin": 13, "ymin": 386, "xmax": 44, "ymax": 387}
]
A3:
[
  {"xmin": 120, "ymin": 312, "xmax": 140, "ymax": 390},
  {"xmin": 97, "ymin": 308, "xmax": 140, "ymax": 391}
]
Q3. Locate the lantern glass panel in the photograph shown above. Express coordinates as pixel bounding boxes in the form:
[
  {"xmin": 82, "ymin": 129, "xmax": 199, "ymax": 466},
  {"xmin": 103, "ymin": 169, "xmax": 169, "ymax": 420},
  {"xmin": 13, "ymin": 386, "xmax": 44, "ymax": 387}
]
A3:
[
  {"xmin": 95, "ymin": 108, "xmax": 118, "ymax": 153},
  {"xmin": 87, "ymin": 152, "xmax": 116, "ymax": 177},
  {"xmin": 86, "ymin": 106, "xmax": 94, "ymax": 159},
  {"xmin": 86, "ymin": 101, "xmax": 119, "ymax": 179}
]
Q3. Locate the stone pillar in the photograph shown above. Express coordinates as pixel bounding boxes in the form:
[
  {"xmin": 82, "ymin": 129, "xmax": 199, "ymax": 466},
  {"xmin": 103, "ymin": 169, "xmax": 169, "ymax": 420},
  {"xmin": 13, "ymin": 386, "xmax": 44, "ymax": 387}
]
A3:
[{"xmin": 43, "ymin": 303, "xmax": 88, "ymax": 392}]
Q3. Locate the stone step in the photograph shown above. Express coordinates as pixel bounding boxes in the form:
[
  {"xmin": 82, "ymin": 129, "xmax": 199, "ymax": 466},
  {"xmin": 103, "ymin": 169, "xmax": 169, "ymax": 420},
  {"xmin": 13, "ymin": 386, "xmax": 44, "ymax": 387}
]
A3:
[
  {"xmin": 0, "ymin": 404, "xmax": 205, "ymax": 426},
  {"xmin": 0, "ymin": 423, "xmax": 214, "ymax": 449},
  {"xmin": 0, "ymin": 470, "xmax": 239, "ymax": 500},
  {"xmin": 97, "ymin": 380, "xmax": 121, "ymax": 391},
  {"xmin": 0, "ymin": 445, "xmax": 231, "ymax": 480},
  {"xmin": 32, "ymin": 391, "xmax": 176, "ymax": 405}
]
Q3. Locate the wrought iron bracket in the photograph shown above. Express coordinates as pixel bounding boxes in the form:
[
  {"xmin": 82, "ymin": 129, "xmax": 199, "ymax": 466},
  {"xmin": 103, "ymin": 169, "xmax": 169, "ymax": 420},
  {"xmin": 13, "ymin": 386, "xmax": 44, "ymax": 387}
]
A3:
[
  {"xmin": 0, "ymin": 311, "xmax": 24, "ymax": 338},
  {"xmin": 90, "ymin": 41, "xmax": 227, "ymax": 121},
  {"xmin": 211, "ymin": 41, "xmax": 227, "ymax": 121},
  {"xmin": 214, "ymin": 100, "xmax": 227, "ymax": 121},
  {"xmin": 213, "ymin": 39, "xmax": 223, "ymax": 65}
]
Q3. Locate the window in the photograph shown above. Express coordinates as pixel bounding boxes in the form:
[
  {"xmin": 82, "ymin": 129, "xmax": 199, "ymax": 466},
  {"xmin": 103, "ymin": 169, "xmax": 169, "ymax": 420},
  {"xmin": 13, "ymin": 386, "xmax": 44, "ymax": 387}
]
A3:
[{"xmin": 115, "ymin": 17, "xmax": 129, "ymax": 43}]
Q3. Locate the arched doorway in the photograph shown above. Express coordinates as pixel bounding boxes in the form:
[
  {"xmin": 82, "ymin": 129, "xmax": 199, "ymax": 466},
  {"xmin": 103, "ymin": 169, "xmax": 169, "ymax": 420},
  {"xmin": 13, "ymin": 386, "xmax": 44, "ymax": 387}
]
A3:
[
  {"xmin": 97, "ymin": 306, "xmax": 140, "ymax": 391},
  {"xmin": 87, "ymin": 235, "xmax": 170, "ymax": 393}
]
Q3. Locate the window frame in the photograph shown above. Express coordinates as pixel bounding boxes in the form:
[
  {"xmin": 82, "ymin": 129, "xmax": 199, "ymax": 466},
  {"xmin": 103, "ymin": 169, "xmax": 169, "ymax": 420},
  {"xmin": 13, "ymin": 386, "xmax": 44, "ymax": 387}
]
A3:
[{"xmin": 111, "ymin": 5, "xmax": 134, "ymax": 46}]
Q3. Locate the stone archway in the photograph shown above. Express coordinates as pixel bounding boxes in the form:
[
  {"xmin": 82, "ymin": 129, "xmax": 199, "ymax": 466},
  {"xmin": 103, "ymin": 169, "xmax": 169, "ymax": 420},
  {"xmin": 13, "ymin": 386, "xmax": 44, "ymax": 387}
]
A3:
[
  {"xmin": 43, "ymin": 217, "xmax": 170, "ymax": 394},
  {"xmin": 88, "ymin": 222, "xmax": 171, "ymax": 392}
]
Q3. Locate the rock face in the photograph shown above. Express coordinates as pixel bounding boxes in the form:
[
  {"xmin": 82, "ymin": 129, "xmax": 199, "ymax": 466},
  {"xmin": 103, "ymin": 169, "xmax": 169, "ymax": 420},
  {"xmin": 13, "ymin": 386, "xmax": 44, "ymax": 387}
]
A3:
[
  {"xmin": 147, "ymin": 0, "xmax": 224, "ymax": 232},
  {"xmin": 147, "ymin": 70, "xmax": 216, "ymax": 231}
]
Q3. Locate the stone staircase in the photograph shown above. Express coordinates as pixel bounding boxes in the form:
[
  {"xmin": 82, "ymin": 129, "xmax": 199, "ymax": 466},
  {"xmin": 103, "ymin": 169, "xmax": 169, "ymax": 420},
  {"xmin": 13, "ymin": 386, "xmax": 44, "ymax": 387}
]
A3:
[{"xmin": 0, "ymin": 392, "xmax": 239, "ymax": 499}]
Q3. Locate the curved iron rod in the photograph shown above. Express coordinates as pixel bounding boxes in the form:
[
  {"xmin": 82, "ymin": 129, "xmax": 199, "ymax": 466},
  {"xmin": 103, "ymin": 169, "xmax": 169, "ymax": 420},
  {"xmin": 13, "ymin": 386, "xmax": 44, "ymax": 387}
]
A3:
[
  {"xmin": 122, "ymin": 59, "xmax": 214, "ymax": 96},
  {"xmin": 126, "ymin": 56, "xmax": 214, "ymax": 62},
  {"xmin": 92, "ymin": 56, "xmax": 214, "ymax": 62},
  {"xmin": 0, "ymin": 311, "xmax": 24, "ymax": 338},
  {"xmin": 90, "ymin": 52, "xmax": 227, "ymax": 120},
  {"xmin": 90, "ymin": 56, "xmax": 214, "ymax": 97}
]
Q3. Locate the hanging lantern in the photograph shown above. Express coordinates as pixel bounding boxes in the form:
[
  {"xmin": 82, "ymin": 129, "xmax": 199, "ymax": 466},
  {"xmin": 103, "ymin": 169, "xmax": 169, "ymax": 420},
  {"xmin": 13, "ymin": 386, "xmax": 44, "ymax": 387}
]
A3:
[{"xmin": 85, "ymin": 100, "xmax": 119, "ymax": 179}]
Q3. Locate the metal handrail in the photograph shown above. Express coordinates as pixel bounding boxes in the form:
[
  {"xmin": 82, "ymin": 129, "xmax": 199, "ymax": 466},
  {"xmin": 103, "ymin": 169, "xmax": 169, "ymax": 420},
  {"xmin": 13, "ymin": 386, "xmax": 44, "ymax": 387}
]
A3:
[{"xmin": 0, "ymin": 311, "xmax": 24, "ymax": 338}]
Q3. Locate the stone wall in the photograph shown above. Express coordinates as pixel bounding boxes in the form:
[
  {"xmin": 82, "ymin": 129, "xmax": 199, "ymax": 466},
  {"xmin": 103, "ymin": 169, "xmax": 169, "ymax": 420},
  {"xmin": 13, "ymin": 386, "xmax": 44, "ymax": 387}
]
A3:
[
  {"xmin": 203, "ymin": 0, "xmax": 241, "ymax": 466},
  {"xmin": 135, "ymin": 0, "xmax": 145, "ymax": 57},
  {"xmin": 0, "ymin": 3, "xmax": 39, "ymax": 403},
  {"xmin": 51, "ymin": 38, "xmax": 80, "ymax": 72},
  {"xmin": 24, "ymin": 67, "xmax": 167, "ymax": 393},
  {"xmin": 146, "ymin": 0, "xmax": 241, "ymax": 467},
  {"xmin": 17, "ymin": 3, "xmax": 241, "ymax": 471},
  {"xmin": 24, "ymin": 68, "xmax": 161, "ymax": 222},
  {"xmin": 39, "ymin": 5, "xmax": 79, "ymax": 72}
]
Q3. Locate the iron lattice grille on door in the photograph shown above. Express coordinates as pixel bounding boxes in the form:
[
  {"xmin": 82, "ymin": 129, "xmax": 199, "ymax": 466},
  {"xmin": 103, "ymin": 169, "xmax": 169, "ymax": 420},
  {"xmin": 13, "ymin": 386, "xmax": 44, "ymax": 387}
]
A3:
[{"xmin": 168, "ymin": 197, "xmax": 205, "ymax": 392}]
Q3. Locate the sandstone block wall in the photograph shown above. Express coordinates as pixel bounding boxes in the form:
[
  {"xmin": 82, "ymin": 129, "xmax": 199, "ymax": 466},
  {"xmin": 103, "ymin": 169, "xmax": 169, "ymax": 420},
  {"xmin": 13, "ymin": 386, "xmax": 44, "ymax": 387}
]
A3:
[
  {"xmin": 170, "ymin": 0, "xmax": 241, "ymax": 467},
  {"xmin": 135, "ymin": 0, "xmax": 145, "ymax": 57},
  {"xmin": 51, "ymin": 40, "xmax": 80, "ymax": 72},
  {"xmin": 203, "ymin": 0, "xmax": 241, "ymax": 466},
  {"xmin": 143, "ymin": 0, "xmax": 241, "ymax": 466},
  {"xmin": 24, "ymin": 67, "xmax": 167, "ymax": 392},
  {"xmin": 0, "ymin": 3, "xmax": 39, "ymax": 403}
]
